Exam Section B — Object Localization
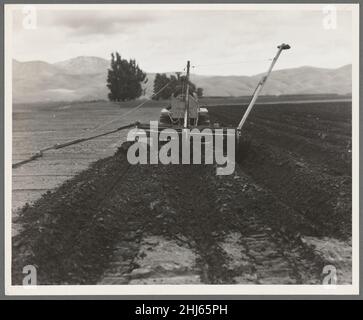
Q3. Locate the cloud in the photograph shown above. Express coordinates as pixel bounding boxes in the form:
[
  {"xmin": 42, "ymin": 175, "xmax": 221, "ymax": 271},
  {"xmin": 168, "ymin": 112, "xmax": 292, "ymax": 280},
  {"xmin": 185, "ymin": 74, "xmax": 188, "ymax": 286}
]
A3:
[
  {"xmin": 50, "ymin": 10, "xmax": 158, "ymax": 36},
  {"xmin": 13, "ymin": 9, "xmax": 157, "ymax": 36},
  {"xmin": 10, "ymin": 7, "xmax": 354, "ymax": 75}
]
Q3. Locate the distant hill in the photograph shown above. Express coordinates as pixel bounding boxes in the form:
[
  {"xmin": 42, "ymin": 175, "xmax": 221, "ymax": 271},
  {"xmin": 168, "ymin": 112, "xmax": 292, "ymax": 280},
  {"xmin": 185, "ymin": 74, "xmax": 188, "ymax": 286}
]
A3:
[
  {"xmin": 12, "ymin": 56, "xmax": 352, "ymax": 103},
  {"xmin": 54, "ymin": 56, "xmax": 110, "ymax": 75}
]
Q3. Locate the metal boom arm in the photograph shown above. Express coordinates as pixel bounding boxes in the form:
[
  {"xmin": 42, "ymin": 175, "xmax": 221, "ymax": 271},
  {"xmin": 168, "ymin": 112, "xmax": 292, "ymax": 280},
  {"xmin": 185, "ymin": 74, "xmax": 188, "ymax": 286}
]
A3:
[{"xmin": 237, "ymin": 43, "xmax": 291, "ymax": 132}]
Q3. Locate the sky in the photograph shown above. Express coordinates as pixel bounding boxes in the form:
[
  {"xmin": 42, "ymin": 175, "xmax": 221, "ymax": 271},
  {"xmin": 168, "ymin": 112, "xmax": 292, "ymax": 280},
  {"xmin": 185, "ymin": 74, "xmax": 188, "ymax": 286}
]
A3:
[{"xmin": 10, "ymin": 4, "xmax": 355, "ymax": 76}]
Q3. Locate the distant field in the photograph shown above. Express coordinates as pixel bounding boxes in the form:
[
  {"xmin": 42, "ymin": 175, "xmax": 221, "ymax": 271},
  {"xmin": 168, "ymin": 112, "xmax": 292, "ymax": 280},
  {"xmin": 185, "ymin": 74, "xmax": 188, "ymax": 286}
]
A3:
[
  {"xmin": 12, "ymin": 100, "xmax": 164, "ymax": 217},
  {"xmin": 200, "ymin": 94, "xmax": 351, "ymax": 106},
  {"xmin": 12, "ymin": 97, "xmax": 352, "ymax": 219}
]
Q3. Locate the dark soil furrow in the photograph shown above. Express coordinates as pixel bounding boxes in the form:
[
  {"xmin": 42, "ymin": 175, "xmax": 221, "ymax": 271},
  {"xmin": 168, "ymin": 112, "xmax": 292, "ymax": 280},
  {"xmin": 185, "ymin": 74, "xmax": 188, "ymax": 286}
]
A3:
[
  {"xmin": 12, "ymin": 100, "xmax": 352, "ymax": 285},
  {"xmin": 12, "ymin": 148, "xmax": 132, "ymax": 284}
]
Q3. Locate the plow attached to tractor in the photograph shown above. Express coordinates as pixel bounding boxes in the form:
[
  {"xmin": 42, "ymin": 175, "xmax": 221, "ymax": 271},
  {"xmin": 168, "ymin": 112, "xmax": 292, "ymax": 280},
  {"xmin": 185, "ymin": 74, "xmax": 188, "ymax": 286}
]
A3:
[
  {"xmin": 127, "ymin": 43, "xmax": 291, "ymax": 164},
  {"xmin": 13, "ymin": 44, "xmax": 290, "ymax": 171}
]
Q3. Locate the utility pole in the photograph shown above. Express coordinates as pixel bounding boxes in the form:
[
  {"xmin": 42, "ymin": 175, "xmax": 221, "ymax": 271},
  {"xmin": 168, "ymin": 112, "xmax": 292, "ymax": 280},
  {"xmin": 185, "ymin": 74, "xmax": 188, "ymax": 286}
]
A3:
[{"xmin": 184, "ymin": 60, "xmax": 190, "ymax": 128}]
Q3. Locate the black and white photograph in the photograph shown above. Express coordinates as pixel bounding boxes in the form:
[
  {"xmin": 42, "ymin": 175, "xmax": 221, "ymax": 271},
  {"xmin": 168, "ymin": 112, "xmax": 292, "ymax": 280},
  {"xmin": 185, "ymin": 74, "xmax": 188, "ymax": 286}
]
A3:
[{"xmin": 4, "ymin": 3, "xmax": 359, "ymax": 295}]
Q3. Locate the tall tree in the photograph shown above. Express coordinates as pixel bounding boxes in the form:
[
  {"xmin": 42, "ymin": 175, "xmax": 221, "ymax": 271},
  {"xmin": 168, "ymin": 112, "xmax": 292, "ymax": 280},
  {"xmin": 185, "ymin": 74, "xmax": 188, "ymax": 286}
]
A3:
[{"xmin": 107, "ymin": 52, "xmax": 146, "ymax": 102}]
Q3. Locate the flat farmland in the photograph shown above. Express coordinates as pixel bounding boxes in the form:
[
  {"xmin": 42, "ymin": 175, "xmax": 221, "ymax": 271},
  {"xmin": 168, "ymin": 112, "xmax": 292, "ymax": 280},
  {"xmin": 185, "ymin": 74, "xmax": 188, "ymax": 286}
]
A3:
[
  {"xmin": 12, "ymin": 98, "xmax": 353, "ymax": 285},
  {"xmin": 209, "ymin": 101, "xmax": 352, "ymax": 239},
  {"xmin": 12, "ymin": 100, "xmax": 164, "ymax": 214}
]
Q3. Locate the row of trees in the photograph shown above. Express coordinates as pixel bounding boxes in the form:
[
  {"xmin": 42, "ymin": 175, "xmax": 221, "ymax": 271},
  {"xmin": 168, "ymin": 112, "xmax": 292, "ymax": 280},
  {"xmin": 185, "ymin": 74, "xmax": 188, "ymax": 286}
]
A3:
[
  {"xmin": 106, "ymin": 52, "xmax": 203, "ymax": 101},
  {"xmin": 152, "ymin": 73, "xmax": 203, "ymax": 100}
]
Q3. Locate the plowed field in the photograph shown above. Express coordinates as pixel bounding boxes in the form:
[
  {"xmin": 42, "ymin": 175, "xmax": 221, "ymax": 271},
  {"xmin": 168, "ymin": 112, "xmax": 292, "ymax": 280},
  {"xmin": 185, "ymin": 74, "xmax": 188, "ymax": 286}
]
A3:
[{"xmin": 12, "ymin": 100, "xmax": 352, "ymax": 285}]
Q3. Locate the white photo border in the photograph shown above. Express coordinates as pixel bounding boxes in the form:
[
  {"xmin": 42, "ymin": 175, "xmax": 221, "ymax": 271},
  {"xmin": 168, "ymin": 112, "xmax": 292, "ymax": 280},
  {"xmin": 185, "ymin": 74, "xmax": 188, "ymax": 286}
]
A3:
[{"xmin": 4, "ymin": 3, "xmax": 360, "ymax": 296}]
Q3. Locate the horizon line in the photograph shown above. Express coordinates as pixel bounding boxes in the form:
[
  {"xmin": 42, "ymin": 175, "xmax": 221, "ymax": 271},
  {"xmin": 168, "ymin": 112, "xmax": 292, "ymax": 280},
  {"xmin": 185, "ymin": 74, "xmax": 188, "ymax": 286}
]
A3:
[{"xmin": 12, "ymin": 56, "xmax": 352, "ymax": 78}]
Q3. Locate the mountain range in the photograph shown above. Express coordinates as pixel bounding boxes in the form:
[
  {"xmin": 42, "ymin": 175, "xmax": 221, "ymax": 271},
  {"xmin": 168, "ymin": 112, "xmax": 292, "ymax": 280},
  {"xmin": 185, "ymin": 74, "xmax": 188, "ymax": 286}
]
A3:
[{"xmin": 12, "ymin": 56, "xmax": 352, "ymax": 103}]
